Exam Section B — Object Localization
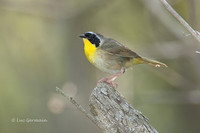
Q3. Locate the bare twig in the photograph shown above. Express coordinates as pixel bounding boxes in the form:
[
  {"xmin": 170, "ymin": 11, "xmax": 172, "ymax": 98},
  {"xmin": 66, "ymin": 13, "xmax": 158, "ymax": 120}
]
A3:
[
  {"xmin": 158, "ymin": 0, "xmax": 200, "ymax": 43},
  {"xmin": 56, "ymin": 87, "xmax": 101, "ymax": 129}
]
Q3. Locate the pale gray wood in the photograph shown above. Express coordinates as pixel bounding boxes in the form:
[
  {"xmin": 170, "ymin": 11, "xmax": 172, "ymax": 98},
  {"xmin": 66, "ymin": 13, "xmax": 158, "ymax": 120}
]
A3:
[{"xmin": 89, "ymin": 82, "xmax": 158, "ymax": 133}]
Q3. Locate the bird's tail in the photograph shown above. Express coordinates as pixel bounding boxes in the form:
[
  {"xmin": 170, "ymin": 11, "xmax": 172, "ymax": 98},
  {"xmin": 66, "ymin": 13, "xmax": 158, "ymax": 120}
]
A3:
[{"xmin": 133, "ymin": 57, "xmax": 168, "ymax": 67}]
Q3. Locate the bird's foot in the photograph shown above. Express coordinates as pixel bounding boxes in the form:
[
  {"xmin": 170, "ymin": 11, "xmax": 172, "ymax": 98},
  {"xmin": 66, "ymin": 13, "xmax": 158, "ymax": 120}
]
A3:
[
  {"xmin": 97, "ymin": 78, "xmax": 118, "ymax": 88},
  {"xmin": 97, "ymin": 68, "xmax": 125, "ymax": 88}
]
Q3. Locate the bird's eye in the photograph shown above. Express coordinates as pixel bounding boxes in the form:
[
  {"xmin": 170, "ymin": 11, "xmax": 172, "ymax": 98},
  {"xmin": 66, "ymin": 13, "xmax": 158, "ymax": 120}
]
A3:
[{"xmin": 91, "ymin": 34, "xmax": 95, "ymax": 38}]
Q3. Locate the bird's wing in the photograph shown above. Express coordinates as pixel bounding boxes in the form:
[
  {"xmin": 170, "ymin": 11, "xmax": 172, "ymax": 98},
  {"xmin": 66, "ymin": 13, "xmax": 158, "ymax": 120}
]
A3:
[{"xmin": 100, "ymin": 38, "xmax": 141, "ymax": 58}]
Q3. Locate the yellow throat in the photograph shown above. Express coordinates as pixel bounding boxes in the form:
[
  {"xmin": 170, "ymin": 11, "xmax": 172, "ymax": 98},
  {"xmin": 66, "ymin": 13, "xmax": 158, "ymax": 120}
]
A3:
[{"xmin": 83, "ymin": 38, "xmax": 97, "ymax": 63}]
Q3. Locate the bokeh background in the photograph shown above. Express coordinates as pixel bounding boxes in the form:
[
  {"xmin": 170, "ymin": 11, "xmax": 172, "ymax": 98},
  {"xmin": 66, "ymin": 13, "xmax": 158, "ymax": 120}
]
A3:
[{"xmin": 1, "ymin": 0, "xmax": 200, "ymax": 132}]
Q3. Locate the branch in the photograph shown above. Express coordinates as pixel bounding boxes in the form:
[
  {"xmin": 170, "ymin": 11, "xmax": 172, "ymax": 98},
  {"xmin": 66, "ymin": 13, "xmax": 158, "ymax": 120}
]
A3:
[
  {"xmin": 89, "ymin": 82, "xmax": 158, "ymax": 133},
  {"xmin": 57, "ymin": 82, "xmax": 158, "ymax": 133},
  {"xmin": 158, "ymin": 0, "xmax": 200, "ymax": 43}
]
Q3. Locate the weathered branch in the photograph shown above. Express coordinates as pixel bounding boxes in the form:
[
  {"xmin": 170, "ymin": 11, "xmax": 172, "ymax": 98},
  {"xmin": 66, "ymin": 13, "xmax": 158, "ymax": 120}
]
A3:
[
  {"xmin": 158, "ymin": 0, "xmax": 200, "ymax": 43},
  {"xmin": 57, "ymin": 82, "xmax": 158, "ymax": 133},
  {"xmin": 89, "ymin": 82, "xmax": 158, "ymax": 133}
]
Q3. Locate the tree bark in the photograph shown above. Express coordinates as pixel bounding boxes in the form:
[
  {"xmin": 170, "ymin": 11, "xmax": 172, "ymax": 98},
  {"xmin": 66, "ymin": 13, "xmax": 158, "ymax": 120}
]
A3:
[{"xmin": 89, "ymin": 82, "xmax": 158, "ymax": 133}]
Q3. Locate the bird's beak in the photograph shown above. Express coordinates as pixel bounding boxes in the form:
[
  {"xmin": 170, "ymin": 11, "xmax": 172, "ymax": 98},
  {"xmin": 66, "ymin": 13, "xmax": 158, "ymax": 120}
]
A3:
[{"xmin": 79, "ymin": 34, "xmax": 85, "ymax": 38}]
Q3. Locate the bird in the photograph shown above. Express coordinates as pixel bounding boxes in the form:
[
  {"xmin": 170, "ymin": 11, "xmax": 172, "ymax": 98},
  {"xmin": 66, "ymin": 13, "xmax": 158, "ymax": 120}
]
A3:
[{"xmin": 79, "ymin": 31, "xmax": 167, "ymax": 87}]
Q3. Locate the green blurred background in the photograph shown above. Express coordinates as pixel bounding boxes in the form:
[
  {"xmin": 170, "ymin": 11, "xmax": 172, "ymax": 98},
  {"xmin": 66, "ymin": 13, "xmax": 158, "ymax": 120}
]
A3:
[{"xmin": 0, "ymin": 0, "xmax": 200, "ymax": 132}]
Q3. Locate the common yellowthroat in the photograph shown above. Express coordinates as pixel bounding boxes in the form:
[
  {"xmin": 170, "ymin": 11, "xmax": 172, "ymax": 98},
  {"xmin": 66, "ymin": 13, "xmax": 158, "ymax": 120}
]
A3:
[{"xmin": 80, "ymin": 31, "xmax": 167, "ymax": 86}]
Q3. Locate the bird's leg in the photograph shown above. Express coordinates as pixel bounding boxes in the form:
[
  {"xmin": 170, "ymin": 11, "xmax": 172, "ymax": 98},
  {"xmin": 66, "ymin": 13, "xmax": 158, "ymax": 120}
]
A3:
[{"xmin": 97, "ymin": 68, "xmax": 125, "ymax": 88}]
